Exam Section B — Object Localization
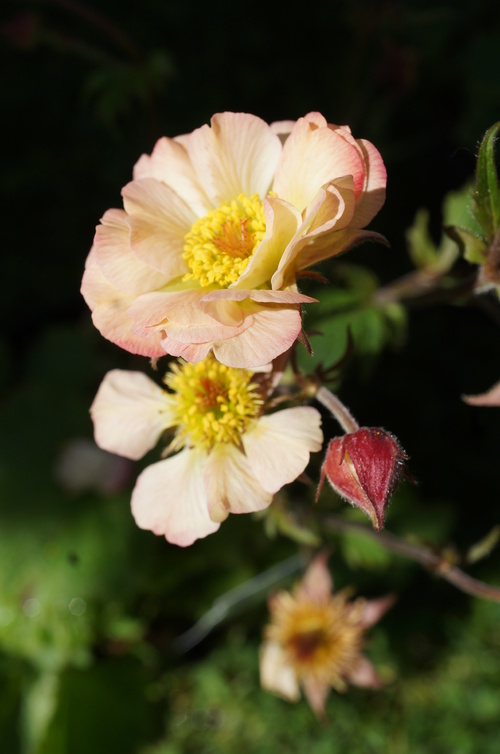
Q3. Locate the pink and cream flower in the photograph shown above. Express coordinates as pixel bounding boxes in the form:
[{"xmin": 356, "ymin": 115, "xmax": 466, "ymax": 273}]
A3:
[
  {"xmin": 260, "ymin": 552, "xmax": 394, "ymax": 719},
  {"xmin": 81, "ymin": 111, "xmax": 387, "ymax": 368},
  {"xmin": 90, "ymin": 356, "xmax": 323, "ymax": 546}
]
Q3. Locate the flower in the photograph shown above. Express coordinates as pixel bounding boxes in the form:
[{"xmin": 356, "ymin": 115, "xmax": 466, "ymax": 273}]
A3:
[
  {"xmin": 260, "ymin": 552, "xmax": 394, "ymax": 719},
  {"xmin": 90, "ymin": 356, "xmax": 323, "ymax": 546},
  {"xmin": 82, "ymin": 112, "xmax": 387, "ymax": 368},
  {"xmin": 317, "ymin": 427, "xmax": 409, "ymax": 530},
  {"xmin": 463, "ymin": 379, "xmax": 500, "ymax": 406}
]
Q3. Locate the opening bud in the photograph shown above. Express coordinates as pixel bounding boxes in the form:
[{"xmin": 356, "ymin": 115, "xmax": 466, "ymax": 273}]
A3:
[{"xmin": 317, "ymin": 427, "xmax": 410, "ymax": 530}]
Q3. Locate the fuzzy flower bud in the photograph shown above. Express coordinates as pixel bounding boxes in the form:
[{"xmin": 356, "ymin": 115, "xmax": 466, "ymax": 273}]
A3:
[{"xmin": 317, "ymin": 427, "xmax": 409, "ymax": 530}]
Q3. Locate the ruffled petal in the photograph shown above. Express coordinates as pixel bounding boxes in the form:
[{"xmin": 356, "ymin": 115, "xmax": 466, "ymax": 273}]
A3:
[
  {"xmin": 259, "ymin": 640, "xmax": 300, "ymax": 702},
  {"xmin": 234, "ymin": 196, "xmax": 302, "ymax": 290},
  {"xmin": 94, "ymin": 208, "xmax": 169, "ymax": 294},
  {"xmin": 186, "ymin": 112, "xmax": 282, "ymax": 205},
  {"xmin": 273, "ymin": 113, "xmax": 365, "ymax": 214},
  {"xmin": 350, "ymin": 138, "xmax": 387, "ymax": 227},
  {"xmin": 204, "ymin": 444, "xmax": 272, "ymax": 523},
  {"xmin": 212, "ymin": 305, "xmax": 303, "ymax": 368},
  {"xmin": 122, "ymin": 178, "xmax": 195, "ymax": 277},
  {"xmin": 81, "ymin": 248, "xmax": 165, "ymax": 357},
  {"xmin": 131, "ymin": 448, "xmax": 220, "ymax": 546},
  {"xmin": 243, "ymin": 407, "xmax": 323, "ymax": 493},
  {"xmin": 133, "ymin": 136, "xmax": 212, "ymax": 217},
  {"xmin": 90, "ymin": 370, "xmax": 174, "ymax": 460}
]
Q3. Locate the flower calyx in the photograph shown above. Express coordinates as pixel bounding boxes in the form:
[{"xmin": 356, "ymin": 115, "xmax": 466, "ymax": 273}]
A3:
[{"xmin": 317, "ymin": 427, "xmax": 410, "ymax": 530}]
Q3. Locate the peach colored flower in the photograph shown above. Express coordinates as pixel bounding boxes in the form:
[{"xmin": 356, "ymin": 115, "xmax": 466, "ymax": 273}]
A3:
[
  {"xmin": 260, "ymin": 552, "xmax": 394, "ymax": 719},
  {"xmin": 82, "ymin": 112, "xmax": 386, "ymax": 368},
  {"xmin": 90, "ymin": 356, "xmax": 323, "ymax": 546}
]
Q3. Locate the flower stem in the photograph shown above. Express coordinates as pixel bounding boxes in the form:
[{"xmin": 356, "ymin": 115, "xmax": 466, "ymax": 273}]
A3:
[
  {"xmin": 314, "ymin": 386, "xmax": 360, "ymax": 434},
  {"xmin": 324, "ymin": 514, "xmax": 500, "ymax": 604}
]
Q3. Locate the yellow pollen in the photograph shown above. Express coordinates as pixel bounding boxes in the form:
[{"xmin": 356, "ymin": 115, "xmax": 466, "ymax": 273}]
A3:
[
  {"xmin": 164, "ymin": 356, "xmax": 263, "ymax": 451},
  {"xmin": 183, "ymin": 193, "xmax": 266, "ymax": 287}
]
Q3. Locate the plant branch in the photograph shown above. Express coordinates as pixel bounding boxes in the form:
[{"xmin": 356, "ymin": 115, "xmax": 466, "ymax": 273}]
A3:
[{"xmin": 324, "ymin": 514, "xmax": 500, "ymax": 603}]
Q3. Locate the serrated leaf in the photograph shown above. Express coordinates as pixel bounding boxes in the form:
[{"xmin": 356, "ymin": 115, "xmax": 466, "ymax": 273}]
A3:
[{"xmin": 472, "ymin": 121, "xmax": 500, "ymax": 241}]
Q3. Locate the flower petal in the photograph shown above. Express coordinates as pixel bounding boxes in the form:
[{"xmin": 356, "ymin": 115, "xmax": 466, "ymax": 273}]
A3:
[
  {"xmin": 133, "ymin": 136, "xmax": 212, "ymax": 217},
  {"xmin": 94, "ymin": 208, "xmax": 169, "ymax": 295},
  {"xmin": 131, "ymin": 448, "xmax": 220, "ymax": 546},
  {"xmin": 122, "ymin": 178, "xmax": 195, "ymax": 277},
  {"xmin": 243, "ymin": 407, "xmax": 323, "ymax": 493},
  {"xmin": 346, "ymin": 655, "xmax": 383, "ymax": 689},
  {"xmin": 186, "ymin": 112, "xmax": 282, "ymax": 205},
  {"xmin": 204, "ymin": 444, "xmax": 273, "ymax": 522},
  {"xmin": 260, "ymin": 640, "xmax": 300, "ymax": 702},
  {"xmin": 212, "ymin": 305, "xmax": 304, "ymax": 368},
  {"xmin": 463, "ymin": 379, "xmax": 500, "ymax": 406},
  {"xmin": 81, "ymin": 248, "xmax": 165, "ymax": 357},
  {"xmin": 301, "ymin": 676, "xmax": 331, "ymax": 720},
  {"xmin": 358, "ymin": 594, "xmax": 396, "ymax": 629},
  {"xmin": 273, "ymin": 113, "xmax": 365, "ymax": 214},
  {"xmin": 295, "ymin": 551, "xmax": 333, "ymax": 604},
  {"xmin": 90, "ymin": 370, "xmax": 174, "ymax": 460}
]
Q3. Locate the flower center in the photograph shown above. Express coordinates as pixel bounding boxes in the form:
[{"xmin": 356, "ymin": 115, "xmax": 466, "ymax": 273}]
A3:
[
  {"xmin": 165, "ymin": 356, "xmax": 262, "ymax": 451},
  {"xmin": 182, "ymin": 193, "xmax": 266, "ymax": 288},
  {"xmin": 267, "ymin": 594, "xmax": 364, "ymax": 689}
]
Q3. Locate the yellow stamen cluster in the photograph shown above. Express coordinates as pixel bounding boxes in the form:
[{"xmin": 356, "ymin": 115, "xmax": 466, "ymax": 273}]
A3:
[
  {"xmin": 266, "ymin": 591, "xmax": 365, "ymax": 691},
  {"xmin": 183, "ymin": 193, "xmax": 266, "ymax": 288},
  {"xmin": 165, "ymin": 356, "xmax": 262, "ymax": 452}
]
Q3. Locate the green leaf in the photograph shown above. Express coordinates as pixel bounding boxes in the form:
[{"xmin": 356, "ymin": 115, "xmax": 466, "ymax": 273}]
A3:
[
  {"xmin": 444, "ymin": 225, "xmax": 488, "ymax": 264},
  {"xmin": 471, "ymin": 121, "xmax": 500, "ymax": 241}
]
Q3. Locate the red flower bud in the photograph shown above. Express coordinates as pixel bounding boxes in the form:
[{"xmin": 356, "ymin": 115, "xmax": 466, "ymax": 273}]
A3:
[{"xmin": 317, "ymin": 427, "xmax": 409, "ymax": 530}]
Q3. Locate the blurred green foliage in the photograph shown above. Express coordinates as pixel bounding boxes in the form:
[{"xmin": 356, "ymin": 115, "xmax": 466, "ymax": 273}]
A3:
[{"xmin": 2, "ymin": 0, "xmax": 500, "ymax": 751}]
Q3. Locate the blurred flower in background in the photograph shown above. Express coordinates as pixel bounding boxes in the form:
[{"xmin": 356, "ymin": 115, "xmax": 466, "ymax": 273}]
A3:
[{"xmin": 260, "ymin": 552, "xmax": 394, "ymax": 719}]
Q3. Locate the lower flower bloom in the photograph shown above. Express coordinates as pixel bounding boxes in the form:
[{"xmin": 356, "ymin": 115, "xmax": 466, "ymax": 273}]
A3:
[
  {"xmin": 260, "ymin": 552, "xmax": 394, "ymax": 719},
  {"xmin": 90, "ymin": 356, "xmax": 323, "ymax": 546}
]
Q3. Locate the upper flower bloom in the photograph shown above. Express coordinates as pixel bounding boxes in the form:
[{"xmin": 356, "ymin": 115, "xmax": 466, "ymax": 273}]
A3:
[
  {"xmin": 82, "ymin": 112, "xmax": 387, "ymax": 368},
  {"xmin": 90, "ymin": 356, "xmax": 323, "ymax": 546},
  {"xmin": 260, "ymin": 552, "xmax": 394, "ymax": 719}
]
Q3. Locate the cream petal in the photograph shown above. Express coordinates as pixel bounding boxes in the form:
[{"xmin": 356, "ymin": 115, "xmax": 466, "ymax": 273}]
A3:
[
  {"xmin": 201, "ymin": 288, "xmax": 315, "ymax": 305},
  {"xmin": 273, "ymin": 115, "xmax": 365, "ymax": 214},
  {"xmin": 295, "ymin": 552, "xmax": 334, "ymax": 604},
  {"xmin": 463, "ymin": 379, "xmax": 500, "ymax": 406},
  {"xmin": 122, "ymin": 178, "xmax": 195, "ymax": 276},
  {"xmin": 234, "ymin": 196, "xmax": 302, "ymax": 290},
  {"xmin": 259, "ymin": 641, "xmax": 300, "ymax": 702},
  {"xmin": 271, "ymin": 180, "xmax": 357, "ymax": 289},
  {"xmin": 358, "ymin": 594, "xmax": 396, "ymax": 629},
  {"xmin": 90, "ymin": 370, "xmax": 174, "ymax": 460},
  {"xmin": 81, "ymin": 249, "xmax": 164, "ymax": 357},
  {"xmin": 301, "ymin": 676, "xmax": 331, "ymax": 720},
  {"xmin": 243, "ymin": 407, "xmax": 323, "ymax": 494},
  {"xmin": 94, "ymin": 208, "xmax": 169, "ymax": 294},
  {"xmin": 212, "ymin": 305, "xmax": 303, "ymax": 368},
  {"xmin": 346, "ymin": 655, "xmax": 382, "ymax": 688},
  {"xmin": 131, "ymin": 449, "xmax": 220, "ymax": 546},
  {"xmin": 133, "ymin": 136, "xmax": 212, "ymax": 217},
  {"xmin": 186, "ymin": 112, "xmax": 282, "ymax": 205},
  {"xmin": 204, "ymin": 444, "xmax": 272, "ymax": 522},
  {"xmin": 350, "ymin": 139, "xmax": 387, "ymax": 227},
  {"xmin": 159, "ymin": 337, "xmax": 213, "ymax": 362}
]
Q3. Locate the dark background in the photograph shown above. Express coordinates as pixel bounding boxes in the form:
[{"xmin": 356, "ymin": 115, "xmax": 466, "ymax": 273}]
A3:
[{"xmin": 2, "ymin": 1, "xmax": 500, "ymax": 752}]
